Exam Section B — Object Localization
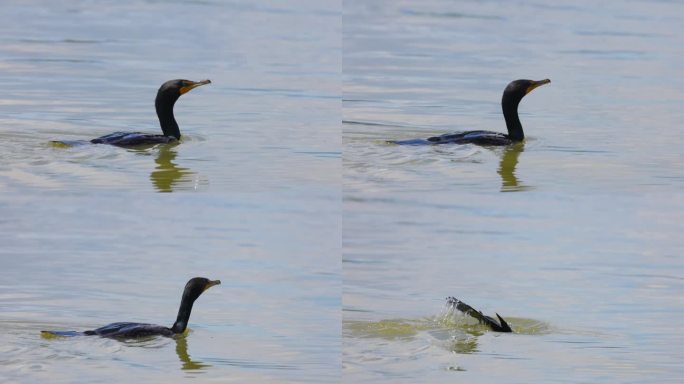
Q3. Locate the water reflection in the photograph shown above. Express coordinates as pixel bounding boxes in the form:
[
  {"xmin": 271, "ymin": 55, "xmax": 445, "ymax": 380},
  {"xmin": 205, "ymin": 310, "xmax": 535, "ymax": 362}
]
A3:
[
  {"xmin": 175, "ymin": 334, "xmax": 210, "ymax": 371},
  {"xmin": 344, "ymin": 318, "xmax": 482, "ymax": 354},
  {"xmin": 497, "ymin": 142, "xmax": 530, "ymax": 192},
  {"xmin": 149, "ymin": 144, "xmax": 201, "ymax": 192}
]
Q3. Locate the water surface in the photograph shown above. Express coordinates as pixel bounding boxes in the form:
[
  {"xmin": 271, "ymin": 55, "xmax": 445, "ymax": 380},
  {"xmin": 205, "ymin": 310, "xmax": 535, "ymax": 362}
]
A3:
[
  {"xmin": 0, "ymin": 1, "xmax": 340, "ymax": 383},
  {"xmin": 343, "ymin": 0, "xmax": 683, "ymax": 382},
  {"xmin": 0, "ymin": 0, "xmax": 340, "ymax": 193},
  {"xmin": 2, "ymin": 192, "xmax": 339, "ymax": 383}
]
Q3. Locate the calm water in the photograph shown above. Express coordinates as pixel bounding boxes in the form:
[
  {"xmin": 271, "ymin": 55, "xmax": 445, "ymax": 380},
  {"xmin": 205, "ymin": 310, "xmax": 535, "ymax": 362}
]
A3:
[
  {"xmin": 343, "ymin": 0, "xmax": 683, "ymax": 383},
  {"xmin": 0, "ymin": 0, "xmax": 339, "ymax": 192},
  {"xmin": 0, "ymin": 1, "xmax": 339, "ymax": 383},
  {"xmin": 3, "ymin": 0, "xmax": 684, "ymax": 382}
]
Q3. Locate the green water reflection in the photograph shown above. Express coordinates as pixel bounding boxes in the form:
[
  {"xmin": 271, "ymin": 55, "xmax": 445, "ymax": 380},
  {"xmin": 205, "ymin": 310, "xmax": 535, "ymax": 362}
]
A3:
[
  {"xmin": 175, "ymin": 334, "xmax": 210, "ymax": 371},
  {"xmin": 149, "ymin": 144, "xmax": 198, "ymax": 192},
  {"xmin": 498, "ymin": 142, "xmax": 530, "ymax": 192},
  {"xmin": 345, "ymin": 311, "xmax": 549, "ymax": 354},
  {"xmin": 345, "ymin": 318, "xmax": 482, "ymax": 354}
]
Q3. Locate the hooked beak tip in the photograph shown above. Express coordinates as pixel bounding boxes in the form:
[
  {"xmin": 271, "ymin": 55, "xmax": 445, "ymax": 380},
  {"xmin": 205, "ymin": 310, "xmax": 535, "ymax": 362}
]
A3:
[
  {"xmin": 204, "ymin": 279, "xmax": 221, "ymax": 291},
  {"xmin": 526, "ymin": 78, "xmax": 551, "ymax": 94}
]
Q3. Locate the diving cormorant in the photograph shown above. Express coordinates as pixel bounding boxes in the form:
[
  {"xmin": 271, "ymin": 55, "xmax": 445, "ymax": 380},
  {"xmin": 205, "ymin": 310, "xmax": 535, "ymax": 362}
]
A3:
[
  {"xmin": 391, "ymin": 79, "xmax": 550, "ymax": 146},
  {"xmin": 446, "ymin": 297, "xmax": 512, "ymax": 332},
  {"xmin": 42, "ymin": 277, "xmax": 220, "ymax": 338},
  {"xmin": 88, "ymin": 79, "xmax": 210, "ymax": 147}
]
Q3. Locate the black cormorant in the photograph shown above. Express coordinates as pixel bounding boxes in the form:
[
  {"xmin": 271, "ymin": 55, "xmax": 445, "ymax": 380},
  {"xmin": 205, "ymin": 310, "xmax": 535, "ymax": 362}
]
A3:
[
  {"xmin": 391, "ymin": 79, "xmax": 550, "ymax": 146},
  {"xmin": 446, "ymin": 297, "xmax": 512, "ymax": 332},
  {"xmin": 77, "ymin": 79, "xmax": 210, "ymax": 147},
  {"xmin": 42, "ymin": 277, "xmax": 220, "ymax": 338}
]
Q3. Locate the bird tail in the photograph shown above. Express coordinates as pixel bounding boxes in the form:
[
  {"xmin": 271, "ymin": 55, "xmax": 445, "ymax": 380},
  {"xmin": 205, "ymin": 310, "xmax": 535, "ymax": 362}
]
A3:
[
  {"xmin": 41, "ymin": 330, "xmax": 83, "ymax": 337},
  {"xmin": 495, "ymin": 313, "xmax": 512, "ymax": 332}
]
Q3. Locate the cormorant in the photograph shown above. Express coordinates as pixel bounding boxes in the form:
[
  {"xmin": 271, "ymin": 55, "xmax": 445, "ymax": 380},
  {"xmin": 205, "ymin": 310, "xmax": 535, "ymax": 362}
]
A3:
[
  {"xmin": 42, "ymin": 277, "xmax": 220, "ymax": 338},
  {"xmin": 53, "ymin": 79, "xmax": 211, "ymax": 148},
  {"xmin": 391, "ymin": 79, "xmax": 550, "ymax": 146},
  {"xmin": 446, "ymin": 297, "xmax": 512, "ymax": 332}
]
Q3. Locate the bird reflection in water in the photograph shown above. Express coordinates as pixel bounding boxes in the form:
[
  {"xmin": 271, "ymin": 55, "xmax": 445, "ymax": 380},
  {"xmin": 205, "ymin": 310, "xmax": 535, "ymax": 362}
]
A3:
[
  {"xmin": 175, "ymin": 334, "xmax": 211, "ymax": 371},
  {"xmin": 150, "ymin": 144, "xmax": 205, "ymax": 192},
  {"xmin": 497, "ymin": 142, "xmax": 531, "ymax": 192}
]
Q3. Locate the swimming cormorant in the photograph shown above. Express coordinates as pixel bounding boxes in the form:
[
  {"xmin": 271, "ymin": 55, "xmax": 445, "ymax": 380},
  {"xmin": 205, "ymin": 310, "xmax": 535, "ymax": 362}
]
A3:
[
  {"xmin": 42, "ymin": 277, "xmax": 220, "ymax": 338},
  {"xmin": 446, "ymin": 297, "xmax": 512, "ymax": 332},
  {"xmin": 88, "ymin": 79, "xmax": 210, "ymax": 147},
  {"xmin": 391, "ymin": 79, "xmax": 550, "ymax": 146}
]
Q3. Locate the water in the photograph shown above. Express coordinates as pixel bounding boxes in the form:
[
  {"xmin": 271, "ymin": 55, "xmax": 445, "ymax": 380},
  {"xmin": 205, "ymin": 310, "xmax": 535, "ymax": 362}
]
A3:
[
  {"xmin": 2, "ymin": 0, "xmax": 684, "ymax": 382},
  {"xmin": 343, "ymin": 0, "xmax": 683, "ymax": 383},
  {"xmin": 0, "ymin": 1, "xmax": 339, "ymax": 383},
  {"xmin": 0, "ymin": 0, "xmax": 339, "ymax": 192},
  {"xmin": 2, "ymin": 193, "xmax": 339, "ymax": 383}
]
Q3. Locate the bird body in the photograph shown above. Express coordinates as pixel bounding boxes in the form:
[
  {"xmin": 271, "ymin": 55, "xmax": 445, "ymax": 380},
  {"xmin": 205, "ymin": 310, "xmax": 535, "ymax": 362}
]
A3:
[
  {"xmin": 42, "ymin": 277, "xmax": 220, "ymax": 339},
  {"xmin": 90, "ymin": 132, "xmax": 176, "ymax": 146},
  {"xmin": 53, "ymin": 79, "xmax": 210, "ymax": 148},
  {"xmin": 391, "ymin": 79, "xmax": 550, "ymax": 146},
  {"xmin": 82, "ymin": 322, "xmax": 175, "ymax": 338},
  {"xmin": 426, "ymin": 130, "xmax": 512, "ymax": 146}
]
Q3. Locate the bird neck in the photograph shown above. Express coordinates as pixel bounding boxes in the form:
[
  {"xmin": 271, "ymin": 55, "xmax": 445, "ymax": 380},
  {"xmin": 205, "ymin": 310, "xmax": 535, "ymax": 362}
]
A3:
[
  {"xmin": 155, "ymin": 96, "xmax": 181, "ymax": 139},
  {"xmin": 502, "ymin": 97, "xmax": 524, "ymax": 141},
  {"xmin": 171, "ymin": 294, "xmax": 196, "ymax": 333}
]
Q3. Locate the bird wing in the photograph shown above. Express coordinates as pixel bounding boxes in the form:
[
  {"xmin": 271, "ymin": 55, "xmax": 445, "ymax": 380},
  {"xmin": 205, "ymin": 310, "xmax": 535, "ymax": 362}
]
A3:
[
  {"xmin": 427, "ymin": 131, "xmax": 510, "ymax": 145},
  {"xmin": 91, "ymin": 132, "xmax": 175, "ymax": 147}
]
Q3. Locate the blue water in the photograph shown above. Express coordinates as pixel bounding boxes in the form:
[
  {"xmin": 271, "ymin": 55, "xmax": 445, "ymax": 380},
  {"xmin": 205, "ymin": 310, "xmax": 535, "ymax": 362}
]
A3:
[
  {"xmin": 2, "ymin": 0, "xmax": 683, "ymax": 382},
  {"xmin": 343, "ymin": 0, "xmax": 684, "ymax": 382},
  {"xmin": 0, "ymin": 1, "xmax": 339, "ymax": 383}
]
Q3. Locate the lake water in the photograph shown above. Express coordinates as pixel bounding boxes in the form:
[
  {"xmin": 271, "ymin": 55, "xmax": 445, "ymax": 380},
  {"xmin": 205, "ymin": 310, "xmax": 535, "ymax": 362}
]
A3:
[
  {"xmin": 2, "ymin": 0, "xmax": 684, "ymax": 382},
  {"xmin": 343, "ymin": 0, "xmax": 683, "ymax": 383},
  {"xmin": 0, "ymin": 1, "xmax": 339, "ymax": 383}
]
